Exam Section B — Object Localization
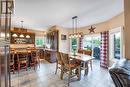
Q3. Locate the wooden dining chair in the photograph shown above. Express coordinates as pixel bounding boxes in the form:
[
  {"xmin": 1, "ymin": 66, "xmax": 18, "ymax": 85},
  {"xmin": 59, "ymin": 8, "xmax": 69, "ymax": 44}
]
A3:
[
  {"xmin": 83, "ymin": 50, "xmax": 93, "ymax": 70},
  {"xmin": 60, "ymin": 53, "xmax": 81, "ymax": 86},
  {"xmin": 78, "ymin": 49, "xmax": 83, "ymax": 54},
  {"xmin": 10, "ymin": 51, "xmax": 15, "ymax": 73},
  {"xmin": 31, "ymin": 49, "xmax": 40, "ymax": 69},
  {"xmin": 55, "ymin": 52, "xmax": 64, "ymax": 75},
  {"xmin": 17, "ymin": 52, "xmax": 28, "ymax": 72}
]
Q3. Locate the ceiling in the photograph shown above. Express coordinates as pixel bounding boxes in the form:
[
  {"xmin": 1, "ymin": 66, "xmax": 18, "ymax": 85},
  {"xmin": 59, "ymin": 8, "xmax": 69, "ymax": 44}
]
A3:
[{"xmin": 13, "ymin": 0, "xmax": 124, "ymax": 31}]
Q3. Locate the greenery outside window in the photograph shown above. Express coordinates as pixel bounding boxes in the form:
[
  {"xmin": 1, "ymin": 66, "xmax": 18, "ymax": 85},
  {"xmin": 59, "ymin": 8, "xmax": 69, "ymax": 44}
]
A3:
[
  {"xmin": 71, "ymin": 38, "xmax": 77, "ymax": 52},
  {"xmin": 36, "ymin": 37, "xmax": 44, "ymax": 47}
]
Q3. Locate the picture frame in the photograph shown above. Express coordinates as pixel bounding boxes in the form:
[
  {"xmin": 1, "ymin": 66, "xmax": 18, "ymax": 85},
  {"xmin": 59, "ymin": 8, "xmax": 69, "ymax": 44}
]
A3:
[{"xmin": 61, "ymin": 34, "xmax": 67, "ymax": 40}]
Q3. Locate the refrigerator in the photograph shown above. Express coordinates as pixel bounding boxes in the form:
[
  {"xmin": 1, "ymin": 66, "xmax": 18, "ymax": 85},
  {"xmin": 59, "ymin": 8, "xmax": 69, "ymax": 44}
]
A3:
[{"xmin": 0, "ymin": 0, "xmax": 14, "ymax": 87}]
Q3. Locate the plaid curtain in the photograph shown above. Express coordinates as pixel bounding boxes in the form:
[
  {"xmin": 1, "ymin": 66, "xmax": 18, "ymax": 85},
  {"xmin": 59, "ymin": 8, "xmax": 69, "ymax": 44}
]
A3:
[
  {"xmin": 100, "ymin": 31, "xmax": 109, "ymax": 68},
  {"xmin": 79, "ymin": 35, "xmax": 83, "ymax": 49}
]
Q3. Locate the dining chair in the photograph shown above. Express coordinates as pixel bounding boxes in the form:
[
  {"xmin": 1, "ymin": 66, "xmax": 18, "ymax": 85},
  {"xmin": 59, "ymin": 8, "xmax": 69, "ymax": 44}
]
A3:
[
  {"xmin": 55, "ymin": 52, "xmax": 63, "ymax": 74},
  {"xmin": 10, "ymin": 51, "xmax": 15, "ymax": 73},
  {"xmin": 31, "ymin": 49, "xmax": 40, "ymax": 69},
  {"xmin": 60, "ymin": 53, "xmax": 81, "ymax": 86},
  {"xmin": 17, "ymin": 52, "xmax": 28, "ymax": 72},
  {"xmin": 83, "ymin": 50, "xmax": 93, "ymax": 70},
  {"xmin": 78, "ymin": 49, "xmax": 83, "ymax": 54}
]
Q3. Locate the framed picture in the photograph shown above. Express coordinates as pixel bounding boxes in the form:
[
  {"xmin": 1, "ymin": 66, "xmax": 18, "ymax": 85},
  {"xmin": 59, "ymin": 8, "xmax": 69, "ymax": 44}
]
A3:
[{"xmin": 61, "ymin": 34, "xmax": 67, "ymax": 40}]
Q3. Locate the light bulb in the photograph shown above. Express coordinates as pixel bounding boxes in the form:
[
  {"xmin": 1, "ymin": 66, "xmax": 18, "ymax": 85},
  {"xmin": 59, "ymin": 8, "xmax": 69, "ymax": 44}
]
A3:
[
  {"xmin": 19, "ymin": 34, "xmax": 24, "ymax": 37},
  {"xmin": 12, "ymin": 33, "xmax": 18, "ymax": 37},
  {"xmin": 26, "ymin": 35, "xmax": 30, "ymax": 38}
]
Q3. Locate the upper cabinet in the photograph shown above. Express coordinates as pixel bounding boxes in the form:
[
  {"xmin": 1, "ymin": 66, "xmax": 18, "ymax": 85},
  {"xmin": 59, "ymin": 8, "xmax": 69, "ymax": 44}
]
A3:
[
  {"xmin": 46, "ymin": 30, "xmax": 59, "ymax": 51},
  {"xmin": 11, "ymin": 28, "xmax": 35, "ymax": 44}
]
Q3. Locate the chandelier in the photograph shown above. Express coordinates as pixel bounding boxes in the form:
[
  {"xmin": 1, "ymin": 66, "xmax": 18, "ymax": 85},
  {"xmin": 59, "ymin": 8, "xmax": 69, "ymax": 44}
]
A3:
[{"xmin": 69, "ymin": 16, "xmax": 82, "ymax": 38}]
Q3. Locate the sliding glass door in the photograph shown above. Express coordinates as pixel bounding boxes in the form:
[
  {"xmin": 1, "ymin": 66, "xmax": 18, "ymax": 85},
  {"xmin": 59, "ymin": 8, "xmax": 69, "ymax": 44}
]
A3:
[{"xmin": 83, "ymin": 34, "xmax": 101, "ymax": 59}]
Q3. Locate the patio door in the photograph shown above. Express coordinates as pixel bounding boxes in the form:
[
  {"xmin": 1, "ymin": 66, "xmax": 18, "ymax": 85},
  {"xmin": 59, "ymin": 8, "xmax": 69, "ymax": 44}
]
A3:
[{"xmin": 83, "ymin": 34, "xmax": 101, "ymax": 59}]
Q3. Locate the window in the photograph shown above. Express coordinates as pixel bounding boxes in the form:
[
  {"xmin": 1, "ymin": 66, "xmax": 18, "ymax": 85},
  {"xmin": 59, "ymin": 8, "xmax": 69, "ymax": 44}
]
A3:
[
  {"xmin": 83, "ymin": 36, "xmax": 92, "ymax": 50},
  {"xmin": 109, "ymin": 27, "xmax": 123, "ymax": 60},
  {"xmin": 114, "ymin": 32, "xmax": 121, "ymax": 59},
  {"xmin": 71, "ymin": 38, "xmax": 77, "ymax": 52},
  {"xmin": 35, "ymin": 37, "xmax": 45, "ymax": 47},
  {"xmin": 83, "ymin": 34, "xmax": 101, "ymax": 59}
]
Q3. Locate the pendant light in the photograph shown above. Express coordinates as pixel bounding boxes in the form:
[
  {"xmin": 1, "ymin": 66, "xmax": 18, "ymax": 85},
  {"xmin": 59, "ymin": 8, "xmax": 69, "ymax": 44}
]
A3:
[
  {"xmin": 19, "ymin": 21, "xmax": 24, "ymax": 38},
  {"xmin": 12, "ymin": 33, "xmax": 18, "ymax": 37},
  {"xmin": 69, "ymin": 16, "xmax": 82, "ymax": 38},
  {"xmin": 19, "ymin": 34, "xmax": 24, "ymax": 38},
  {"xmin": 26, "ymin": 35, "xmax": 30, "ymax": 38}
]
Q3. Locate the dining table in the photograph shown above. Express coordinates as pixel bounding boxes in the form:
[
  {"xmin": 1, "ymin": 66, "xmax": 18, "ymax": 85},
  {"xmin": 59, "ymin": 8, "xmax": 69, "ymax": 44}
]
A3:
[{"xmin": 69, "ymin": 53, "xmax": 95, "ymax": 75}]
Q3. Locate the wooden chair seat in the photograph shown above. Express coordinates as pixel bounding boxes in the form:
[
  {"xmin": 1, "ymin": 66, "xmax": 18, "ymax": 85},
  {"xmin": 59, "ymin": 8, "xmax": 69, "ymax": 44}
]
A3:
[
  {"xmin": 19, "ymin": 60, "xmax": 27, "ymax": 64},
  {"xmin": 66, "ymin": 64, "xmax": 80, "ymax": 69},
  {"xmin": 58, "ymin": 61, "xmax": 63, "ymax": 65},
  {"xmin": 10, "ymin": 62, "xmax": 14, "ymax": 66}
]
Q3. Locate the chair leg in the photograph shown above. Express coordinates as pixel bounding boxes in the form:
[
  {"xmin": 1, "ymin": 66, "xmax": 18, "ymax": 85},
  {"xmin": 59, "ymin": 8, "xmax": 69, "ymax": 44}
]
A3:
[
  {"xmin": 60, "ymin": 65, "xmax": 64, "ymax": 80},
  {"xmin": 13, "ymin": 65, "xmax": 15, "ymax": 74},
  {"xmin": 18, "ymin": 63, "xmax": 20, "ymax": 73},
  {"xmin": 85, "ymin": 63, "xmax": 88, "ymax": 75},
  {"xmin": 55, "ymin": 63, "xmax": 58, "ymax": 74},
  {"xmin": 68, "ymin": 68, "xmax": 72, "ymax": 86},
  {"xmin": 34, "ymin": 63, "xmax": 36, "ymax": 70},
  {"xmin": 26, "ymin": 63, "xmax": 27, "ymax": 71},
  {"xmin": 77, "ymin": 66, "xmax": 81, "ymax": 80},
  {"xmin": 90, "ymin": 60, "xmax": 92, "ymax": 70}
]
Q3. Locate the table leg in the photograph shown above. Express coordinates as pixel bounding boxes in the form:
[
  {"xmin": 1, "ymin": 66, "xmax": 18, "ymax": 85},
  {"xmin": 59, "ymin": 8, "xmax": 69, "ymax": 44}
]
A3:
[
  {"xmin": 90, "ymin": 60, "xmax": 92, "ymax": 70},
  {"xmin": 85, "ymin": 62, "xmax": 89, "ymax": 75},
  {"xmin": 83, "ymin": 62, "xmax": 88, "ymax": 76}
]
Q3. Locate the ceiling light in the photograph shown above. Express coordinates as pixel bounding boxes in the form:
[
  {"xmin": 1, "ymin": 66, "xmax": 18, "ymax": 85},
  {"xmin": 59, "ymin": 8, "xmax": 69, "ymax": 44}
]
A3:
[{"xmin": 69, "ymin": 16, "xmax": 82, "ymax": 38}]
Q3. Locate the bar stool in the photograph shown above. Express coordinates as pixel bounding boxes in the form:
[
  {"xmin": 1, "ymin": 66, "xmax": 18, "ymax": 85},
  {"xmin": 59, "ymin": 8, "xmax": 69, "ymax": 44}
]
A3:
[
  {"xmin": 17, "ymin": 52, "xmax": 28, "ymax": 72},
  {"xmin": 30, "ymin": 49, "xmax": 40, "ymax": 70},
  {"xmin": 10, "ymin": 51, "xmax": 15, "ymax": 73}
]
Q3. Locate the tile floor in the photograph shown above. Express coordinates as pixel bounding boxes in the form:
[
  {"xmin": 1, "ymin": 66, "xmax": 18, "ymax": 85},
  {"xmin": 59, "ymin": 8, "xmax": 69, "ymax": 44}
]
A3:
[{"xmin": 11, "ymin": 60, "xmax": 115, "ymax": 87}]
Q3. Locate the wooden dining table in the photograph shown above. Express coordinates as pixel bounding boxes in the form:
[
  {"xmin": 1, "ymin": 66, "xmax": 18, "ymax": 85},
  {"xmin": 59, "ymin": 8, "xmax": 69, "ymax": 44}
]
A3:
[{"xmin": 69, "ymin": 53, "xmax": 95, "ymax": 75}]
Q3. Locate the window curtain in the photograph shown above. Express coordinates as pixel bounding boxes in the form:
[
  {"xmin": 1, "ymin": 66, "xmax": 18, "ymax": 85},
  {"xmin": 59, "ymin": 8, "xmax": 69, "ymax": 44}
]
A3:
[
  {"xmin": 100, "ymin": 31, "xmax": 109, "ymax": 68},
  {"xmin": 79, "ymin": 35, "xmax": 83, "ymax": 49}
]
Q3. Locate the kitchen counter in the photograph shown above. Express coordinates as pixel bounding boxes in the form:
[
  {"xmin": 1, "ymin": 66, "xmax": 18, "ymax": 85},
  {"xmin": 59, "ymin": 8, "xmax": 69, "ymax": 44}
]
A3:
[{"xmin": 43, "ymin": 48, "xmax": 57, "ymax": 63}]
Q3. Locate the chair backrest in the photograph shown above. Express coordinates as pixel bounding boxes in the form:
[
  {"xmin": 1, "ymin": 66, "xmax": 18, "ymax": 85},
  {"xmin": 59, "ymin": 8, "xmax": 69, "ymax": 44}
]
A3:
[
  {"xmin": 83, "ymin": 50, "xmax": 92, "ymax": 56},
  {"xmin": 17, "ymin": 52, "xmax": 28, "ymax": 61},
  {"xmin": 56, "ymin": 52, "xmax": 62, "ymax": 61},
  {"xmin": 31, "ymin": 50, "xmax": 37, "ymax": 58},
  {"xmin": 10, "ymin": 51, "xmax": 15, "ymax": 64},
  {"xmin": 60, "ymin": 53, "xmax": 69, "ymax": 66},
  {"xmin": 78, "ymin": 49, "xmax": 83, "ymax": 54}
]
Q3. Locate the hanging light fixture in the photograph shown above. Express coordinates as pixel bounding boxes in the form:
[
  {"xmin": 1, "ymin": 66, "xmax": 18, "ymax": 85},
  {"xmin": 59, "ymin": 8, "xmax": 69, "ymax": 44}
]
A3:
[
  {"xmin": 19, "ymin": 34, "xmax": 24, "ymax": 38},
  {"xmin": 26, "ymin": 35, "xmax": 30, "ymax": 38},
  {"xmin": 69, "ymin": 16, "xmax": 82, "ymax": 38},
  {"xmin": 12, "ymin": 33, "xmax": 18, "ymax": 37},
  {"xmin": 19, "ymin": 21, "xmax": 25, "ymax": 38}
]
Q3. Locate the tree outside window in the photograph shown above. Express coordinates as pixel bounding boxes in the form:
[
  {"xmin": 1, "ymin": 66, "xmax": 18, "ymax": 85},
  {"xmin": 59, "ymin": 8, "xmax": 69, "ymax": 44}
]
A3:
[{"xmin": 71, "ymin": 38, "xmax": 77, "ymax": 52}]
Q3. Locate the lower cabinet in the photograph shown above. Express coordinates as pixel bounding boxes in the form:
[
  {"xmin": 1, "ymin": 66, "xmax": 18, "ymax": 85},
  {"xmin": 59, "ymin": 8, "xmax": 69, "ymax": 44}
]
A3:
[{"xmin": 44, "ymin": 50, "xmax": 56, "ymax": 63}]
